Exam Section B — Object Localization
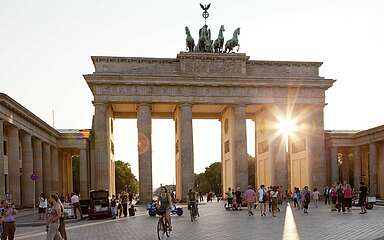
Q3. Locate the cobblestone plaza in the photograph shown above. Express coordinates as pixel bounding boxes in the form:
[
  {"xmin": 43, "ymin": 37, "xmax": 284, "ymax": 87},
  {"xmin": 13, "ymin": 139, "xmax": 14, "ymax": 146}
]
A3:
[{"xmin": 14, "ymin": 202, "xmax": 384, "ymax": 240}]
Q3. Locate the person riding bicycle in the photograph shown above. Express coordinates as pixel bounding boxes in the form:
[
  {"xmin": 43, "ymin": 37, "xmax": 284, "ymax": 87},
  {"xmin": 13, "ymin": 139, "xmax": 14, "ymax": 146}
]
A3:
[
  {"xmin": 187, "ymin": 189, "xmax": 198, "ymax": 216},
  {"xmin": 157, "ymin": 186, "xmax": 173, "ymax": 231}
]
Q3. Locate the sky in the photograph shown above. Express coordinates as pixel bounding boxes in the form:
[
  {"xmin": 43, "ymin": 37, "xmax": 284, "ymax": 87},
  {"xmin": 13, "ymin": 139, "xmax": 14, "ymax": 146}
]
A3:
[{"xmin": 1, "ymin": 0, "xmax": 383, "ymax": 187}]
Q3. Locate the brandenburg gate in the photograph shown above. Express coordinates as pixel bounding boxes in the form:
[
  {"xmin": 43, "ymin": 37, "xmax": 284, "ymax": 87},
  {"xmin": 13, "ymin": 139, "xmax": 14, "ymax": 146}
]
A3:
[{"xmin": 84, "ymin": 52, "xmax": 334, "ymax": 202}]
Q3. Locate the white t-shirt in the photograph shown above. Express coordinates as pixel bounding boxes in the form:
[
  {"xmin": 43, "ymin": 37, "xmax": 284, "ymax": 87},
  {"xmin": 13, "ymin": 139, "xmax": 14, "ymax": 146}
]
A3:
[
  {"xmin": 39, "ymin": 197, "xmax": 47, "ymax": 208},
  {"xmin": 258, "ymin": 189, "xmax": 265, "ymax": 202},
  {"xmin": 71, "ymin": 195, "xmax": 80, "ymax": 204}
]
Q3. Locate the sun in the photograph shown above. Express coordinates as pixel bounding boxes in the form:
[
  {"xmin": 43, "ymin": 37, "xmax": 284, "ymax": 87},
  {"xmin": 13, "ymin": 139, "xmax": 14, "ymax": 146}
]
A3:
[{"xmin": 278, "ymin": 118, "xmax": 297, "ymax": 136}]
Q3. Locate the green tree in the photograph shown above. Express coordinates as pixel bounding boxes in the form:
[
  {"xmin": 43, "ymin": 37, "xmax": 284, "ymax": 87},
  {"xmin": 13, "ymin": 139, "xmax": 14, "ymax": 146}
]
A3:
[
  {"xmin": 194, "ymin": 162, "xmax": 222, "ymax": 194},
  {"xmin": 115, "ymin": 160, "xmax": 138, "ymax": 194}
]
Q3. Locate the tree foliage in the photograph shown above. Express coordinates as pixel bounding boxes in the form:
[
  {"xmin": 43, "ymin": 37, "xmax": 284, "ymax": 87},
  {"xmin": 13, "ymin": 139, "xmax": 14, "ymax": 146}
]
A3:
[
  {"xmin": 193, "ymin": 155, "xmax": 256, "ymax": 194},
  {"xmin": 115, "ymin": 160, "xmax": 138, "ymax": 194}
]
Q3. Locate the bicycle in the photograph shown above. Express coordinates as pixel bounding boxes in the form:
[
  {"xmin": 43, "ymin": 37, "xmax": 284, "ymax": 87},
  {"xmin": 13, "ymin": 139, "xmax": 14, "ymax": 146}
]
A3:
[
  {"xmin": 157, "ymin": 210, "xmax": 170, "ymax": 240},
  {"xmin": 189, "ymin": 201, "xmax": 199, "ymax": 222}
]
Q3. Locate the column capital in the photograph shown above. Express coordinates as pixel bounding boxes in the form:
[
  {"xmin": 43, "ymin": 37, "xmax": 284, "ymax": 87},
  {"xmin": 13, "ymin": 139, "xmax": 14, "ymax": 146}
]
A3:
[
  {"xmin": 136, "ymin": 102, "xmax": 152, "ymax": 110},
  {"xmin": 179, "ymin": 102, "xmax": 193, "ymax": 108}
]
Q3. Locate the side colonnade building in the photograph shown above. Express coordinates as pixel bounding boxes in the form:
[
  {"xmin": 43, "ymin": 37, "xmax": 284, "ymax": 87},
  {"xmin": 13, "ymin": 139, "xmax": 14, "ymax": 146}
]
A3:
[{"xmin": 0, "ymin": 93, "xmax": 90, "ymax": 208}]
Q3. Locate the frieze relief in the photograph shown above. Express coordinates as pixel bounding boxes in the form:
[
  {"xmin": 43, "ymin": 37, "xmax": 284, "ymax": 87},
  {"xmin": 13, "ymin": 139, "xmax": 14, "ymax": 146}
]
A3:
[{"xmin": 94, "ymin": 85, "xmax": 324, "ymax": 99}]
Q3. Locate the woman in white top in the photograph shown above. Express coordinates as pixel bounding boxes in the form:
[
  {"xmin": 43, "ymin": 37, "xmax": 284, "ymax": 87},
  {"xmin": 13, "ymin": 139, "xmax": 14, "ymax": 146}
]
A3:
[
  {"xmin": 39, "ymin": 193, "xmax": 48, "ymax": 220},
  {"xmin": 312, "ymin": 188, "xmax": 320, "ymax": 208}
]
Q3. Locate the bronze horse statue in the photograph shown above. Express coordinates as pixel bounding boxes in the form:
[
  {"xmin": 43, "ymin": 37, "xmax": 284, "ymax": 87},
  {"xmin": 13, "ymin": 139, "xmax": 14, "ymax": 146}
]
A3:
[
  {"xmin": 224, "ymin": 27, "xmax": 240, "ymax": 53},
  {"xmin": 185, "ymin": 26, "xmax": 195, "ymax": 52},
  {"xmin": 213, "ymin": 25, "xmax": 225, "ymax": 53}
]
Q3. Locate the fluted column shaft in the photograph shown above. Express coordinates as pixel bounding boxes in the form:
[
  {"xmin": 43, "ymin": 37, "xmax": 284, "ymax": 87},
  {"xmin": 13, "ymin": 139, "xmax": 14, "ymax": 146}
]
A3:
[
  {"xmin": 0, "ymin": 120, "xmax": 5, "ymax": 197},
  {"xmin": 137, "ymin": 103, "xmax": 153, "ymax": 203},
  {"xmin": 21, "ymin": 133, "xmax": 34, "ymax": 207},
  {"xmin": 43, "ymin": 143, "xmax": 52, "ymax": 194},
  {"xmin": 8, "ymin": 126, "xmax": 21, "ymax": 207},
  {"xmin": 79, "ymin": 149, "xmax": 89, "ymax": 199}
]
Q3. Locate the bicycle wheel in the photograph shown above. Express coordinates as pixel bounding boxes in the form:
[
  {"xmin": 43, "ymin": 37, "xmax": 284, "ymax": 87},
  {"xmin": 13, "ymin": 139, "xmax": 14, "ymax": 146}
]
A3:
[
  {"xmin": 190, "ymin": 208, "xmax": 194, "ymax": 222},
  {"xmin": 157, "ymin": 218, "xmax": 166, "ymax": 240},
  {"xmin": 165, "ymin": 220, "xmax": 170, "ymax": 237}
]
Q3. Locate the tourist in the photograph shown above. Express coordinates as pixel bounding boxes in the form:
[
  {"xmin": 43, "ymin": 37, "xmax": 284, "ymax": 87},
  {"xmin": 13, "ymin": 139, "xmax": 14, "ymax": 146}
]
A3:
[
  {"xmin": 59, "ymin": 193, "xmax": 65, "ymax": 203},
  {"xmin": 244, "ymin": 185, "xmax": 256, "ymax": 216},
  {"xmin": 270, "ymin": 186, "xmax": 279, "ymax": 217},
  {"xmin": 111, "ymin": 195, "xmax": 117, "ymax": 219},
  {"xmin": 128, "ymin": 192, "xmax": 134, "ymax": 205},
  {"xmin": 157, "ymin": 186, "xmax": 172, "ymax": 231},
  {"xmin": 343, "ymin": 184, "xmax": 353, "ymax": 212},
  {"xmin": 199, "ymin": 191, "xmax": 203, "ymax": 202},
  {"xmin": 258, "ymin": 185, "xmax": 267, "ymax": 216},
  {"xmin": 226, "ymin": 188, "xmax": 233, "ymax": 209},
  {"xmin": 302, "ymin": 186, "xmax": 311, "ymax": 214},
  {"xmin": 235, "ymin": 187, "xmax": 242, "ymax": 210},
  {"xmin": 296, "ymin": 188, "xmax": 302, "ymax": 210},
  {"xmin": 323, "ymin": 186, "xmax": 330, "ymax": 205},
  {"xmin": 70, "ymin": 192, "xmax": 83, "ymax": 220},
  {"xmin": 312, "ymin": 188, "xmax": 320, "ymax": 208},
  {"xmin": 3, "ymin": 201, "xmax": 17, "ymax": 240},
  {"xmin": 336, "ymin": 183, "xmax": 345, "ymax": 213},
  {"xmin": 359, "ymin": 182, "xmax": 368, "ymax": 214},
  {"xmin": 39, "ymin": 193, "xmax": 48, "ymax": 220},
  {"xmin": 57, "ymin": 196, "xmax": 67, "ymax": 240},
  {"xmin": 121, "ymin": 192, "xmax": 128, "ymax": 217},
  {"xmin": 46, "ymin": 194, "xmax": 63, "ymax": 240},
  {"xmin": 292, "ymin": 188, "xmax": 298, "ymax": 208},
  {"xmin": 330, "ymin": 185, "xmax": 337, "ymax": 211},
  {"xmin": 129, "ymin": 205, "xmax": 136, "ymax": 216},
  {"xmin": 267, "ymin": 187, "xmax": 272, "ymax": 212}
]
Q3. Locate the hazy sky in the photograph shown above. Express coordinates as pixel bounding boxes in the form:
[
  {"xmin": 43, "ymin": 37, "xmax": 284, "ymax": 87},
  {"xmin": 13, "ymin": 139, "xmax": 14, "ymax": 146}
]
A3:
[{"xmin": 1, "ymin": 0, "xmax": 383, "ymax": 187}]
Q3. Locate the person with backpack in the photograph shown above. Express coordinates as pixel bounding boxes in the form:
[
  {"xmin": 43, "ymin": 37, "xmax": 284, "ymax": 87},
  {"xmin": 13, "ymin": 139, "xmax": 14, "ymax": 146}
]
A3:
[
  {"xmin": 258, "ymin": 185, "xmax": 267, "ymax": 216},
  {"xmin": 302, "ymin": 186, "xmax": 311, "ymax": 214}
]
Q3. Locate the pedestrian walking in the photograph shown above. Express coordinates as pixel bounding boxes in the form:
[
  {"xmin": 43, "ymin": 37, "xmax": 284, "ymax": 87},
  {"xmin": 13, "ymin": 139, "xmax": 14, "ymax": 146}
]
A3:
[
  {"xmin": 302, "ymin": 186, "xmax": 311, "ymax": 214},
  {"xmin": 244, "ymin": 185, "xmax": 256, "ymax": 216},
  {"xmin": 296, "ymin": 188, "xmax": 302, "ymax": 210},
  {"xmin": 70, "ymin": 193, "xmax": 83, "ymax": 220},
  {"xmin": 359, "ymin": 182, "xmax": 368, "ymax": 214},
  {"xmin": 343, "ymin": 184, "xmax": 353, "ymax": 212},
  {"xmin": 121, "ymin": 192, "xmax": 128, "ymax": 217},
  {"xmin": 312, "ymin": 188, "xmax": 320, "ymax": 208},
  {"xmin": 3, "ymin": 201, "xmax": 17, "ymax": 240},
  {"xmin": 111, "ymin": 195, "xmax": 117, "ymax": 219},
  {"xmin": 234, "ymin": 187, "xmax": 242, "ymax": 210},
  {"xmin": 46, "ymin": 194, "xmax": 63, "ymax": 240},
  {"xmin": 336, "ymin": 183, "xmax": 345, "ymax": 213},
  {"xmin": 330, "ymin": 185, "xmax": 337, "ymax": 211},
  {"xmin": 58, "ymin": 197, "xmax": 67, "ymax": 240},
  {"xmin": 258, "ymin": 185, "xmax": 267, "ymax": 216},
  {"xmin": 323, "ymin": 186, "xmax": 330, "ymax": 205},
  {"xmin": 39, "ymin": 193, "xmax": 48, "ymax": 220},
  {"xmin": 293, "ymin": 188, "xmax": 298, "ymax": 208},
  {"xmin": 270, "ymin": 186, "xmax": 279, "ymax": 217}
]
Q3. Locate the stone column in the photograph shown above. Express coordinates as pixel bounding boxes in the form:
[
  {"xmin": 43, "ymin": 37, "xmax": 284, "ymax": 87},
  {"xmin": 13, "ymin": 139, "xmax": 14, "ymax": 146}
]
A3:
[
  {"xmin": 58, "ymin": 150, "xmax": 64, "ymax": 194},
  {"xmin": 137, "ymin": 103, "xmax": 152, "ymax": 203},
  {"xmin": 94, "ymin": 103, "xmax": 109, "ymax": 191},
  {"xmin": 79, "ymin": 149, "xmax": 89, "ymax": 199},
  {"xmin": 369, "ymin": 143, "xmax": 377, "ymax": 196},
  {"xmin": 21, "ymin": 133, "xmax": 34, "ymax": 207},
  {"xmin": 0, "ymin": 120, "xmax": 5, "ymax": 198},
  {"xmin": 51, "ymin": 147, "xmax": 59, "ymax": 193},
  {"xmin": 331, "ymin": 146, "xmax": 339, "ymax": 184},
  {"xmin": 353, "ymin": 146, "xmax": 361, "ymax": 189},
  {"xmin": 175, "ymin": 103, "xmax": 194, "ymax": 202},
  {"xmin": 232, "ymin": 105, "xmax": 248, "ymax": 191},
  {"xmin": 8, "ymin": 126, "xmax": 21, "ymax": 207},
  {"xmin": 33, "ymin": 139, "xmax": 43, "ymax": 204},
  {"xmin": 43, "ymin": 142, "xmax": 52, "ymax": 194}
]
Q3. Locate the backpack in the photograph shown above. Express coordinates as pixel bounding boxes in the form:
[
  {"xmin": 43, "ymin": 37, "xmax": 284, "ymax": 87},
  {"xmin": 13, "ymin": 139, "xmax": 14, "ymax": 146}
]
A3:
[{"xmin": 304, "ymin": 191, "xmax": 310, "ymax": 201}]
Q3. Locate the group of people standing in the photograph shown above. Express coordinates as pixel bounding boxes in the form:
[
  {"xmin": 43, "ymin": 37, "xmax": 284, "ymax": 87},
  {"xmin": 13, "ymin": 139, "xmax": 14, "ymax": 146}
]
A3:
[
  {"xmin": 324, "ymin": 181, "xmax": 368, "ymax": 214},
  {"xmin": 110, "ymin": 191, "xmax": 135, "ymax": 219}
]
